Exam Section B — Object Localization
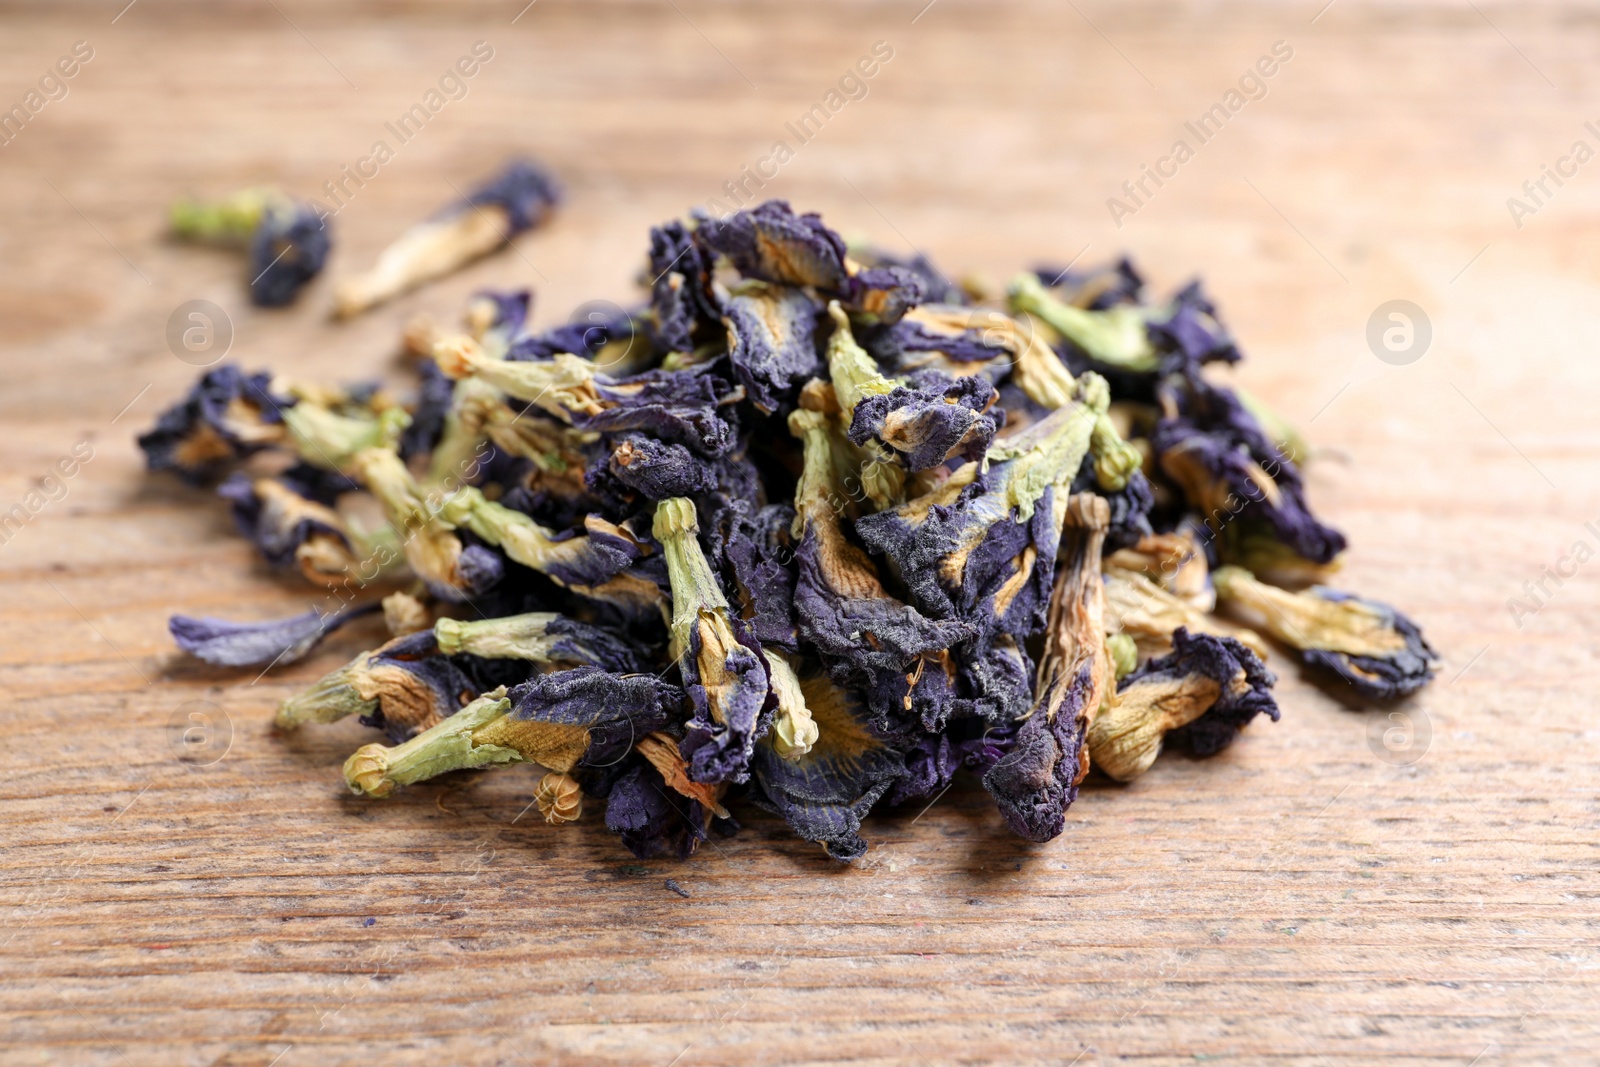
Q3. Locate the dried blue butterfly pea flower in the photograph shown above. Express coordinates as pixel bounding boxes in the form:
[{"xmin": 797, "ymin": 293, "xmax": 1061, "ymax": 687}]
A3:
[
  {"xmin": 333, "ymin": 159, "xmax": 560, "ymax": 317},
  {"xmin": 1153, "ymin": 375, "xmax": 1345, "ymax": 566},
  {"xmin": 749, "ymin": 669, "xmax": 904, "ymax": 862},
  {"xmin": 848, "ymin": 373, "xmax": 999, "ymax": 472},
  {"xmin": 435, "ymin": 338, "xmax": 740, "ymax": 457},
  {"xmin": 217, "ymin": 473, "xmax": 348, "ymax": 572},
  {"xmin": 787, "ymin": 407, "xmax": 971, "ymax": 681},
  {"xmin": 504, "ymin": 666, "xmax": 684, "ymax": 772},
  {"xmin": 1029, "ymin": 256, "xmax": 1144, "ymax": 310},
  {"xmin": 983, "ymin": 495, "xmax": 1111, "ymax": 842},
  {"xmin": 169, "ymin": 601, "xmax": 378, "ymax": 669},
  {"xmin": 586, "ymin": 434, "xmax": 718, "ymax": 507},
  {"xmin": 1088, "ymin": 626, "xmax": 1280, "ymax": 781},
  {"xmin": 138, "ymin": 365, "xmax": 293, "ymax": 484},
  {"xmin": 822, "ymin": 304, "xmax": 999, "ymax": 471},
  {"xmin": 249, "ymin": 202, "xmax": 331, "ymax": 307},
  {"xmin": 854, "ymin": 398, "xmax": 1101, "ymax": 636},
  {"xmin": 1212, "ymin": 567, "xmax": 1437, "ymax": 699}
]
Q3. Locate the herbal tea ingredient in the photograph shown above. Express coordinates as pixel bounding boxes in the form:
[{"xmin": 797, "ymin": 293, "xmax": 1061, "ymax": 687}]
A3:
[{"xmin": 141, "ymin": 198, "xmax": 1438, "ymax": 861}]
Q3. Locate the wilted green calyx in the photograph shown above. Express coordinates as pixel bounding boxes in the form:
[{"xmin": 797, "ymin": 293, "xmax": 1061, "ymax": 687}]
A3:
[
  {"xmin": 343, "ymin": 689, "xmax": 518, "ymax": 797},
  {"xmin": 284, "ymin": 403, "xmax": 410, "ymax": 472},
  {"xmin": 275, "ymin": 649, "xmax": 379, "ymax": 728},
  {"xmin": 169, "ymin": 187, "xmax": 291, "ymax": 246},
  {"xmin": 824, "ymin": 301, "xmax": 896, "ymax": 419},
  {"xmin": 434, "ymin": 613, "xmax": 569, "ymax": 660},
  {"xmin": 654, "ymin": 497, "xmax": 733, "ymax": 665},
  {"xmin": 1007, "ymin": 272, "xmax": 1158, "ymax": 372}
]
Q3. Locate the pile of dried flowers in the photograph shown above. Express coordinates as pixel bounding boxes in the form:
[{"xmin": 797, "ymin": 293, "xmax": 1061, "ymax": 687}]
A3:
[{"xmin": 142, "ymin": 191, "xmax": 1436, "ymax": 860}]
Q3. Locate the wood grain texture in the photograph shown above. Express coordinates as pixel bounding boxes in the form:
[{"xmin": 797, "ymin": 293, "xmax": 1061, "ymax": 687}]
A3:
[{"xmin": 2, "ymin": 2, "xmax": 1597, "ymax": 1064}]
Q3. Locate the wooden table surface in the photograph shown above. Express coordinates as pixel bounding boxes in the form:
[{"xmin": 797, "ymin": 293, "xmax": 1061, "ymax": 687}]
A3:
[{"xmin": 3, "ymin": 2, "xmax": 1597, "ymax": 1064}]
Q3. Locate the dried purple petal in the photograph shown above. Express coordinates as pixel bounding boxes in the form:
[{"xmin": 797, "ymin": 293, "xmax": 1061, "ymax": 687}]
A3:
[
  {"xmin": 749, "ymin": 670, "xmax": 903, "ymax": 861},
  {"xmin": 605, "ymin": 761, "xmax": 711, "ymax": 860},
  {"xmin": 170, "ymin": 601, "xmax": 376, "ymax": 668},
  {"xmin": 506, "ymin": 666, "xmax": 684, "ymax": 772},
  {"xmin": 848, "ymin": 372, "xmax": 999, "ymax": 471},
  {"xmin": 983, "ymin": 495, "xmax": 1110, "ymax": 842},
  {"xmin": 697, "ymin": 199, "xmax": 851, "ymax": 291},
  {"xmin": 720, "ymin": 285, "xmax": 823, "ymax": 414}
]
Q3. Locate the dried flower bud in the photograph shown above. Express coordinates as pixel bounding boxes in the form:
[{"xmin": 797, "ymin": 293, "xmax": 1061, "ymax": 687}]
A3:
[
  {"xmin": 383, "ymin": 592, "xmax": 432, "ymax": 637},
  {"xmin": 655, "ymin": 497, "xmax": 770, "ymax": 784},
  {"xmin": 534, "ymin": 771, "xmax": 583, "ymax": 824}
]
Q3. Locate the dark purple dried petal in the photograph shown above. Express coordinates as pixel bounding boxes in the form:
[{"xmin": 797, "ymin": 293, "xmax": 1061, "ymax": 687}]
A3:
[
  {"xmin": 138, "ymin": 365, "xmax": 293, "ymax": 484},
  {"xmin": 169, "ymin": 601, "xmax": 376, "ymax": 668},
  {"xmin": 749, "ymin": 673, "xmax": 902, "ymax": 861},
  {"xmin": 604, "ymin": 761, "xmax": 708, "ymax": 860},
  {"xmin": 983, "ymin": 671, "xmax": 1088, "ymax": 843},
  {"xmin": 697, "ymin": 200, "xmax": 850, "ymax": 291},
  {"xmin": 1123, "ymin": 627, "xmax": 1280, "ymax": 755},
  {"xmin": 720, "ymin": 286, "xmax": 823, "ymax": 414},
  {"xmin": 508, "ymin": 666, "xmax": 684, "ymax": 771}
]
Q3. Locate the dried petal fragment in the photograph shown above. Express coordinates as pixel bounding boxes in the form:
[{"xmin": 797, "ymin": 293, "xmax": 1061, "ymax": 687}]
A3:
[{"xmin": 720, "ymin": 284, "xmax": 823, "ymax": 413}]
